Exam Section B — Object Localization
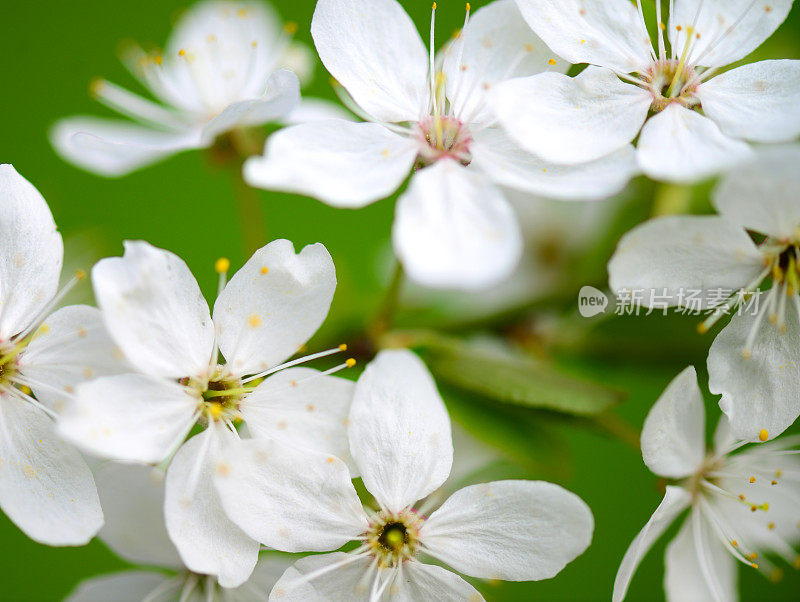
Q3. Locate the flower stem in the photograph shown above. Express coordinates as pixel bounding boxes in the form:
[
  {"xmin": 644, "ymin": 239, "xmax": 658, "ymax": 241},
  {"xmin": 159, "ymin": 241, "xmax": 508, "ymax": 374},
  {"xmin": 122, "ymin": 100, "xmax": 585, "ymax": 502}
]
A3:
[
  {"xmin": 231, "ymin": 168, "xmax": 266, "ymax": 255},
  {"xmin": 227, "ymin": 128, "xmax": 268, "ymax": 255},
  {"xmin": 652, "ymin": 182, "xmax": 692, "ymax": 217},
  {"xmin": 368, "ymin": 261, "xmax": 405, "ymax": 342}
]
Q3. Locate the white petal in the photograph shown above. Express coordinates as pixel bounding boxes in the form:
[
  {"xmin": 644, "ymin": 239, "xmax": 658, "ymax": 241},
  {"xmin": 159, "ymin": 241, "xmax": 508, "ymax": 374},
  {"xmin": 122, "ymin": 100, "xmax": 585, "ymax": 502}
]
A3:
[
  {"xmin": 708, "ymin": 302, "xmax": 800, "ymax": 442},
  {"xmin": 349, "ymin": 349, "xmax": 452, "ymax": 513},
  {"xmin": 160, "ymin": 1, "xmax": 285, "ymax": 110},
  {"xmin": 50, "ymin": 117, "xmax": 200, "ymax": 177},
  {"xmin": 612, "ymin": 486, "xmax": 691, "ymax": 602},
  {"xmin": 442, "ymin": 0, "xmax": 568, "ymax": 126},
  {"xmin": 0, "ymin": 393, "xmax": 102, "ymax": 546},
  {"xmin": 712, "ymin": 415, "xmax": 736, "ymax": 454},
  {"xmin": 243, "ymin": 120, "xmax": 417, "ymax": 208},
  {"xmin": 214, "ymin": 438, "xmax": 367, "ymax": 552},
  {"xmin": 270, "ymin": 553, "xmax": 376, "ymax": 602},
  {"xmin": 664, "ymin": 512, "xmax": 738, "ymax": 602},
  {"xmin": 19, "ymin": 305, "xmax": 128, "ymax": 412},
  {"xmin": 57, "ymin": 374, "xmax": 199, "ymax": 464},
  {"xmin": 642, "ymin": 367, "xmax": 707, "ymax": 479},
  {"xmin": 514, "ymin": 0, "xmax": 653, "ymax": 72},
  {"xmin": 0, "ymin": 164, "xmax": 62, "ymax": 339},
  {"xmin": 92, "ymin": 240, "xmax": 214, "ymax": 379},
  {"xmin": 213, "ymin": 240, "xmax": 336, "ymax": 375},
  {"xmin": 240, "ymin": 367, "xmax": 355, "ymax": 472},
  {"xmin": 712, "ymin": 144, "xmax": 800, "ymax": 241},
  {"xmin": 233, "ymin": 554, "xmax": 296, "ymax": 600},
  {"xmin": 65, "ymin": 571, "xmax": 177, "ymax": 602},
  {"xmin": 608, "ymin": 215, "xmax": 764, "ymax": 310},
  {"xmin": 490, "ymin": 67, "xmax": 651, "ymax": 164},
  {"xmin": 393, "ymin": 562, "xmax": 483, "ymax": 601},
  {"xmin": 421, "ymin": 480, "xmax": 594, "ymax": 581},
  {"xmin": 165, "ymin": 425, "xmax": 260, "ymax": 588},
  {"xmin": 94, "ymin": 462, "xmax": 183, "ymax": 569},
  {"xmin": 698, "ymin": 60, "xmax": 800, "ymax": 143},
  {"xmin": 281, "ymin": 98, "xmax": 355, "ymax": 125},
  {"xmin": 471, "ymin": 129, "xmax": 639, "ymax": 201},
  {"xmin": 310, "ymin": 0, "xmax": 429, "ymax": 122},
  {"xmin": 200, "ymin": 70, "xmax": 300, "ymax": 143},
  {"xmin": 393, "ymin": 160, "xmax": 523, "ymax": 291},
  {"xmin": 636, "ymin": 104, "xmax": 753, "ymax": 183},
  {"xmin": 669, "ymin": 0, "xmax": 792, "ymax": 68}
]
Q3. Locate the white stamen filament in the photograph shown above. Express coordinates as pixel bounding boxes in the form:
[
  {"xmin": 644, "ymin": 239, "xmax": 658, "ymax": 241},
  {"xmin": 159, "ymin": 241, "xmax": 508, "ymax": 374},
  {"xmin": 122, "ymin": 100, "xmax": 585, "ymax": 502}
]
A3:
[{"xmin": 241, "ymin": 345, "xmax": 350, "ymax": 383}]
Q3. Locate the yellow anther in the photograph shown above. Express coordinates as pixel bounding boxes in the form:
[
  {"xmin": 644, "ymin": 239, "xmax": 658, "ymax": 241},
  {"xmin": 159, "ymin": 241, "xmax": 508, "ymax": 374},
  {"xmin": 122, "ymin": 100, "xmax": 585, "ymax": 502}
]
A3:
[
  {"xmin": 251, "ymin": 40, "xmax": 258, "ymax": 47},
  {"xmin": 751, "ymin": 505, "xmax": 758, "ymax": 512},
  {"xmin": 524, "ymin": 43, "xmax": 533, "ymax": 52},
  {"xmin": 208, "ymin": 404, "xmax": 224, "ymax": 419},
  {"xmin": 738, "ymin": 494, "xmax": 746, "ymax": 500},
  {"xmin": 763, "ymin": 503, "xmax": 769, "ymax": 511},
  {"xmin": 345, "ymin": 358, "xmax": 356, "ymax": 368},
  {"xmin": 742, "ymin": 348, "xmax": 752, "ymax": 359},
  {"xmin": 749, "ymin": 476, "xmax": 756, "ymax": 483},
  {"xmin": 37, "ymin": 323, "xmax": 50, "ymax": 336},
  {"xmin": 178, "ymin": 48, "xmax": 187, "ymax": 57},
  {"xmin": 89, "ymin": 77, "xmax": 105, "ymax": 97},
  {"xmin": 284, "ymin": 21, "xmax": 298, "ymax": 34},
  {"xmin": 18, "ymin": 385, "xmax": 31, "ymax": 395},
  {"xmin": 731, "ymin": 540, "xmax": 738, "ymax": 547},
  {"xmin": 260, "ymin": 266, "xmax": 269, "ymax": 274},
  {"xmin": 659, "ymin": 22, "xmax": 666, "ymax": 30},
  {"xmin": 747, "ymin": 552, "xmax": 758, "ymax": 561},
  {"xmin": 465, "ymin": 2, "xmax": 471, "ymax": 11},
  {"xmin": 548, "ymin": 58, "xmax": 557, "ymax": 66},
  {"xmin": 752, "ymin": 563, "xmax": 759, "ymax": 569},
  {"xmin": 214, "ymin": 257, "xmax": 230, "ymax": 274},
  {"xmin": 759, "ymin": 429, "xmax": 769, "ymax": 442},
  {"xmin": 338, "ymin": 343, "xmax": 348, "ymax": 351},
  {"xmin": 772, "ymin": 480, "xmax": 778, "ymax": 485},
  {"xmin": 768, "ymin": 522, "xmax": 775, "ymax": 530},
  {"xmin": 432, "ymin": 2, "xmax": 437, "ymax": 9},
  {"xmin": 248, "ymin": 314, "xmax": 262, "ymax": 328},
  {"xmin": 697, "ymin": 322, "xmax": 709, "ymax": 334},
  {"xmin": 154, "ymin": 55, "xmax": 163, "ymax": 65},
  {"xmin": 75, "ymin": 269, "xmax": 87, "ymax": 281},
  {"xmin": 777, "ymin": 470, "xmax": 783, "ymax": 478}
]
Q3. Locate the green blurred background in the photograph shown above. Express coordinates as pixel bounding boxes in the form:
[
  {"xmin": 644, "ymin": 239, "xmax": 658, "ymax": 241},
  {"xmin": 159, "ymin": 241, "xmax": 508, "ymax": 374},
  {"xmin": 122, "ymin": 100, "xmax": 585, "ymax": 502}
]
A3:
[{"xmin": 2, "ymin": 0, "xmax": 800, "ymax": 600}]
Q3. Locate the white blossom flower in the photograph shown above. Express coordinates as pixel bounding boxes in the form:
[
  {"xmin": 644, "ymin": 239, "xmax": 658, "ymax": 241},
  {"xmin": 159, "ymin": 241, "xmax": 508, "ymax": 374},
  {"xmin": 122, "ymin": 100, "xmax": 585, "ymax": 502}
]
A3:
[
  {"xmin": 608, "ymin": 145, "xmax": 800, "ymax": 442},
  {"xmin": 0, "ymin": 164, "xmax": 124, "ymax": 545},
  {"xmin": 243, "ymin": 0, "xmax": 639, "ymax": 291},
  {"xmin": 57, "ymin": 238, "xmax": 355, "ymax": 587},
  {"xmin": 213, "ymin": 349, "xmax": 594, "ymax": 600},
  {"xmin": 66, "ymin": 462, "xmax": 295, "ymax": 602},
  {"xmin": 51, "ymin": 1, "xmax": 307, "ymax": 177},
  {"xmin": 613, "ymin": 366, "xmax": 800, "ymax": 602},
  {"xmin": 492, "ymin": 0, "xmax": 800, "ymax": 182}
]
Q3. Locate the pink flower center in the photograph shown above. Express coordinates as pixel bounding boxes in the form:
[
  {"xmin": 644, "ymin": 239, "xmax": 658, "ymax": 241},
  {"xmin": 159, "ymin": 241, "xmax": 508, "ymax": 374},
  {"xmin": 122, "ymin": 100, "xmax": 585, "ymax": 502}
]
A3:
[{"xmin": 415, "ymin": 115, "xmax": 473, "ymax": 167}]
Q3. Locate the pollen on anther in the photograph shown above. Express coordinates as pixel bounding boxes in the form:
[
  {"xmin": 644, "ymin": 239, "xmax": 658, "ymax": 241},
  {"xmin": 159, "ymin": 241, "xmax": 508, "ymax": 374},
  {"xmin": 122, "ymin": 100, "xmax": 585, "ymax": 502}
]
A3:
[
  {"xmin": 548, "ymin": 58, "xmax": 557, "ymax": 66},
  {"xmin": 751, "ymin": 505, "xmax": 758, "ymax": 512},
  {"xmin": 759, "ymin": 429, "xmax": 769, "ymax": 441},
  {"xmin": 739, "ymin": 494, "xmax": 746, "ymax": 500},
  {"xmin": 260, "ymin": 266, "xmax": 269, "ymax": 274},
  {"xmin": 215, "ymin": 257, "xmax": 230, "ymax": 273},
  {"xmin": 247, "ymin": 314, "xmax": 262, "ymax": 328},
  {"xmin": 750, "ymin": 476, "xmax": 756, "ymax": 483},
  {"xmin": 178, "ymin": 48, "xmax": 187, "ymax": 57},
  {"xmin": 284, "ymin": 21, "xmax": 298, "ymax": 34},
  {"xmin": 345, "ymin": 358, "xmax": 356, "ymax": 368},
  {"xmin": 732, "ymin": 540, "xmax": 739, "ymax": 547},
  {"xmin": 339, "ymin": 343, "xmax": 348, "ymax": 351},
  {"xmin": 768, "ymin": 522, "xmax": 776, "ymax": 530}
]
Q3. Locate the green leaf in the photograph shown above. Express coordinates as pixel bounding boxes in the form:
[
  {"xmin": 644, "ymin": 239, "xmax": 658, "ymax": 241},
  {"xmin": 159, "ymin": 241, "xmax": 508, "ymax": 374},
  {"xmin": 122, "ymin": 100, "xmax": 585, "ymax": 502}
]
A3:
[{"xmin": 386, "ymin": 330, "xmax": 625, "ymax": 417}]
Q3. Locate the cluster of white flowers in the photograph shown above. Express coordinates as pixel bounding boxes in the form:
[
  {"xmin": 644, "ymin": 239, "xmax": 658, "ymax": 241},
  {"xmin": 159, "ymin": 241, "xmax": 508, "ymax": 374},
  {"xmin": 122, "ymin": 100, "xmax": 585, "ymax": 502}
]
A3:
[{"xmin": 2, "ymin": 0, "xmax": 799, "ymax": 600}]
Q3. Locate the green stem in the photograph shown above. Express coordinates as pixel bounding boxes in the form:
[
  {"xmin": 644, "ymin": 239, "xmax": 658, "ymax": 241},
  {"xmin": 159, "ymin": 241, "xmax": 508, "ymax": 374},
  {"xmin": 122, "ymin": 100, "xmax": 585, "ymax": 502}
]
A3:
[
  {"xmin": 652, "ymin": 182, "xmax": 692, "ymax": 217},
  {"xmin": 368, "ymin": 262, "xmax": 405, "ymax": 342},
  {"xmin": 227, "ymin": 127, "xmax": 268, "ymax": 255}
]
